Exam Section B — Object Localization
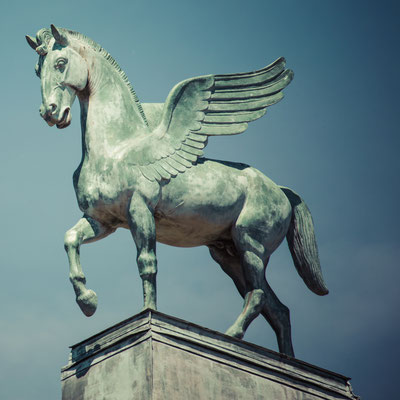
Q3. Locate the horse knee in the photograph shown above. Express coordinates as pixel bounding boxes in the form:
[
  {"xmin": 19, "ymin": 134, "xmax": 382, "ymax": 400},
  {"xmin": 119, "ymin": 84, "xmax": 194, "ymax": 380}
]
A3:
[
  {"xmin": 137, "ymin": 251, "xmax": 157, "ymax": 279},
  {"xmin": 64, "ymin": 229, "xmax": 80, "ymax": 250}
]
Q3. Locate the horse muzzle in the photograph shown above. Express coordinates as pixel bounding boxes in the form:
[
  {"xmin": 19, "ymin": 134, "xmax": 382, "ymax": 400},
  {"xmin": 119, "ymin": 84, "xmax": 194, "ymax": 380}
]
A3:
[{"xmin": 39, "ymin": 104, "xmax": 71, "ymax": 128}]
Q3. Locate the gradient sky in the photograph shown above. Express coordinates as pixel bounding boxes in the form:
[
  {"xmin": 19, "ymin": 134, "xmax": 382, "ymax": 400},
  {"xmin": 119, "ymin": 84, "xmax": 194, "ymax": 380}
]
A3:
[{"xmin": 1, "ymin": 1, "xmax": 399, "ymax": 399}]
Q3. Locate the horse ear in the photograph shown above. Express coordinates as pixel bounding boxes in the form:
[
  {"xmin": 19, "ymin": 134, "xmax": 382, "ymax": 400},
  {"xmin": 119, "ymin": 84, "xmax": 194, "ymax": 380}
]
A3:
[
  {"xmin": 26, "ymin": 35, "xmax": 38, "ymax": 50},
  {"xmin": 51, "ymin": 24, "xmax": 68, "ymax": 45}
]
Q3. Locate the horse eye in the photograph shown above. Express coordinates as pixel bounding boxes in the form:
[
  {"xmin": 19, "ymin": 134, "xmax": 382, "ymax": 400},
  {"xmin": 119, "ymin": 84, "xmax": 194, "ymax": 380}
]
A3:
[{"xmin": 55, "ymin": 58, "xmax": 68, "ymax": 70}]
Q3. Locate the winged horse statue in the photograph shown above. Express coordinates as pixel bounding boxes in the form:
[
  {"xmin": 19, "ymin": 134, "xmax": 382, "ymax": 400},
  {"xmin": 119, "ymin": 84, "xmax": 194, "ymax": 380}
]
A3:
[{"xmin": 26, "ymin": 25, "xmax": 328, "ymax": 356}]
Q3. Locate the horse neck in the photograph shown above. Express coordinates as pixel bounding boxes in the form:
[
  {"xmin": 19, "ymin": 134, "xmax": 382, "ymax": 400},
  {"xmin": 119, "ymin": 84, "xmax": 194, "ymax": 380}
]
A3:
[{"xmin": 78, "ymin": 50, "xmax": 148, "ymax": 157}]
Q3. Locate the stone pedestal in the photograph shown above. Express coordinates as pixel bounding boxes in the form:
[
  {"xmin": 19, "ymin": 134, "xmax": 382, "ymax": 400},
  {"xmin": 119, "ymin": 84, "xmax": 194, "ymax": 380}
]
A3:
[{"xmin": 61, "ymin": 310, "xmax": 359, "ymax": 399}]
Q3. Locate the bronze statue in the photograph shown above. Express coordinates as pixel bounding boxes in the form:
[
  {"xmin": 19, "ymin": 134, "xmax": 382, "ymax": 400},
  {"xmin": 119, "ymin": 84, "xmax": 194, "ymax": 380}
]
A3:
[{"xmin": 26, "ymin": 25, "xmax": 328, "ymax": 357}]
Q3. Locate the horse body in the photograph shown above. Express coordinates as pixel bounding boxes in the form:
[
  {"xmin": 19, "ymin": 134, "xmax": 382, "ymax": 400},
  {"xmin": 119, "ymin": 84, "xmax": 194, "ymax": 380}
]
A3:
[
  {"xmin": 76, "ymin": 144, "xmax": 291, "ymax": 249},
  {"xmin": 152, "ymin": 159, "xmax": 292, "ymax": 249},
  {"xmin": 26, "ymin": 25, "xmax": 329, "ymax": 357}
]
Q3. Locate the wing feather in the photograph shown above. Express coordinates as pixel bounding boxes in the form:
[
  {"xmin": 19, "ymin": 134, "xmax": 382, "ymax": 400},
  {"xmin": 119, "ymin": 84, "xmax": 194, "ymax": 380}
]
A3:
[
  {"xmin": 181, "ymin": 144, "xmax": 204, "ymax": 156},
  {"xmin": 130, "ymin": 57, "xmax": 293, "ymax": 182},
  {"xmin": 197, "ymin": 123, "xmax": 248, "ymax": 136},
  {"xmin": 183, "ymin": 138, "xmax": 206, "ymax": 149},
  {"xmin": 187, "ymin": 133, "xmax": 208, "ymax": 142},
  {"xmin": 153, "ymin": 163, "xmax": 171, "ymax": 180},
  {"xmin": 214, "ymin": 57, "xmax": 285, "ymax": 78},
  {"xmin": 203, "ymin": 110, "xmax": 267, "ymax": 123},
  {"xmin": 211, "ymin": 69, "xmax": 293, "ymax": 100},
  {"xmin": 207, "ymin": 93, "xmax": 284, "ymax": 113},
  {"xmin": 158, "ymin": 159, "xmax": 179, "ymax": 177},
  {"xmin": 214, "ymin": 58, "xmax": 286, "ymax": 88},
  {"xmin": 165, "ymin": 157, "xmax": 187, "ymax": 172},
  {"xmin": 139, "ymin": 165, "xmax": 161, "ymax": 182},
  {"xmin": 175, "ymin": 151, "xmax": 197, "ymax": 163}
]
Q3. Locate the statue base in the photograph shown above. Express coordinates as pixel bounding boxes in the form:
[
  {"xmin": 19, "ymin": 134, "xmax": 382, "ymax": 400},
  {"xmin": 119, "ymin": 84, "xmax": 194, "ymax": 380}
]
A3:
[{"xmin": 61, "ymin": 310, "xmax": 359, "ymax": 399}]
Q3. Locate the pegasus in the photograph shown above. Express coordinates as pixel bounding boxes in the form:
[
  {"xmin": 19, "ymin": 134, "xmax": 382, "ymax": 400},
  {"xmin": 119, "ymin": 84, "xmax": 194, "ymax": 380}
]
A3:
[{"xmin": 26, "ymin": 25, "xmax": 328, "ymax": 357}]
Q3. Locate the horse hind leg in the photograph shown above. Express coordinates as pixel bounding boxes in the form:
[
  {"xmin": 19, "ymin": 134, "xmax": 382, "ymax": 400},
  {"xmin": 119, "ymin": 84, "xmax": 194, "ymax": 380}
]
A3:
[{"xmin": 209, "ymin": 240, "xmax": 294, "ymax": 357}]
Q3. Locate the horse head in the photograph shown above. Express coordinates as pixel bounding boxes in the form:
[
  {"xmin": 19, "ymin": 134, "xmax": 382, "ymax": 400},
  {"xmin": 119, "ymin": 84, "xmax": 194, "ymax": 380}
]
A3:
[{"xmin": 26, "ymin": 25, "xmax": 88, "ymax": 129}]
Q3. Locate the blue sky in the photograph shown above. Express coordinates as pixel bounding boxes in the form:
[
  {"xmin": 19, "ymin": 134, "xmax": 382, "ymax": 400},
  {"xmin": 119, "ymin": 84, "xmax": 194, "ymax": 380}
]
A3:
[{"xmin": 1, "ymin": 1, "xmax": 399, "ymax": 398}]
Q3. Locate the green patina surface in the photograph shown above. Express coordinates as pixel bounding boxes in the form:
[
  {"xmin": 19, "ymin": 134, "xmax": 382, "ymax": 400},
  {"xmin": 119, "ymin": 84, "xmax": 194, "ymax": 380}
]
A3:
[{"xmin": 26, "ymin": 25, "xmax": 328, "ymax": 357}]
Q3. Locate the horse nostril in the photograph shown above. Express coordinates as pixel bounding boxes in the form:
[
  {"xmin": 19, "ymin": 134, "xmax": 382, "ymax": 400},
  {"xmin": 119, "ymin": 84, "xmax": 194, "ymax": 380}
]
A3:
[{"xmin": 49, "ymin": 103, "xmax": 57, "ymax": 114}]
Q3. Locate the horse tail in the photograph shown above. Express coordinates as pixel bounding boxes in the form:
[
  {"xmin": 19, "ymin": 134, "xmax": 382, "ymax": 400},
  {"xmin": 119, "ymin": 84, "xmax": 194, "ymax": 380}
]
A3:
[{"xmin": 280, "ymin": 186, "xmax": 329, "ymax": 296}]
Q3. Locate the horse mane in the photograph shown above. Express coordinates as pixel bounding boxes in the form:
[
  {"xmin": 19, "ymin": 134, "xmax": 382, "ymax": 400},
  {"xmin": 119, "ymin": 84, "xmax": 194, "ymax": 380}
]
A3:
[{"xmin": 35, "ymin": 27, "xmax": 148, "ymax": 127}]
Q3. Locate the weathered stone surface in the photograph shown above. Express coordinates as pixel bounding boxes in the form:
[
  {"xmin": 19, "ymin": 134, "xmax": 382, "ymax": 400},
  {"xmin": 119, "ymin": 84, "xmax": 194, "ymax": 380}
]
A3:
[{"xmin": 61, "ymin": 310, "xmax": 359, "ymax": 399}]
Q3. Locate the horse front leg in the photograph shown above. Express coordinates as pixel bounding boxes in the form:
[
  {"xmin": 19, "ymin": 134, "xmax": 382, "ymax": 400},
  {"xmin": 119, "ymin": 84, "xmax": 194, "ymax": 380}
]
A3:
[
  {"xmin": 128, "ymin": 194, "xmax": 158, "ymax": 311},
  {"xmin": 64, "ymin": 216, "xmax": 115, "ymax": 316}
]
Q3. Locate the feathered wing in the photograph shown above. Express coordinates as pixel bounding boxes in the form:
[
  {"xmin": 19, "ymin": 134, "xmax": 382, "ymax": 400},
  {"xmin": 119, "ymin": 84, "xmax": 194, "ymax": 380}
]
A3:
[{"xmin": 129, "ymin": 57, "xmax": 293, "ymax": 182}]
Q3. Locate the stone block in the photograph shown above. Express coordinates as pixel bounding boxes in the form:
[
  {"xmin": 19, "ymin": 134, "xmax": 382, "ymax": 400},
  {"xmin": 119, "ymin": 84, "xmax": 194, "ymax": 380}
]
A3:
[{"xmin": 61, "ymin": 310, "xmax": 359, "ymax": 399}]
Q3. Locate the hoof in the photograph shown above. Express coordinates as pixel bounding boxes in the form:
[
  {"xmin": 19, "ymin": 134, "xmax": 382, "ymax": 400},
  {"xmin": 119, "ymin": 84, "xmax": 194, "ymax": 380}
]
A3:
[
  {"xmin": 225, "ymin": 325, "xmax": 244, "ymax": 339},
  {"xmin": 141, "ymin": 304, "xmax": 157, "ymax": 312},
  {"xmin": 76, "ymin": 289, "xmax": 98, "ymax": 317}
]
